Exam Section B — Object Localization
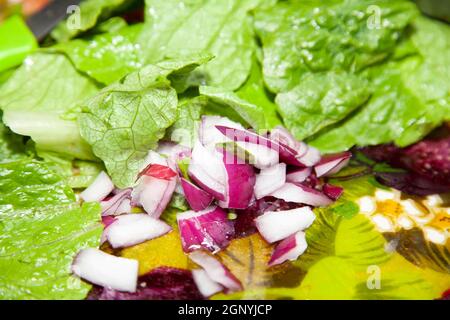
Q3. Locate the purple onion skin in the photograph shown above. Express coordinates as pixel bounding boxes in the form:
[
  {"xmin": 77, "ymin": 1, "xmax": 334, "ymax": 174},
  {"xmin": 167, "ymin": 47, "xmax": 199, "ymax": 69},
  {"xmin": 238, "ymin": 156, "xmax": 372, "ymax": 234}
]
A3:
[
  {"xmin": 220, "ymin": 150, "xmax": 256, "ymax": 209},
  {"xmin": 180, "ymin": 178, "xmax": 213, "ymax": 212},
  {"xmin": 87, "ymin": 267, "xmax": 204, "ymax": 300},
  {"xmin": 268, "ymin": 233, "xmax": 297, "ymax": 266},
  {"xmin": 234, "ymin": 197, "xmax": 303, "ymax": 238},
  {"xmin": 322, "ymin": 183, "xmax": 344, "ymax": 201},
  {"xmin": 178, "ymin": 207, "xmax": 235, "ymax": 253}
]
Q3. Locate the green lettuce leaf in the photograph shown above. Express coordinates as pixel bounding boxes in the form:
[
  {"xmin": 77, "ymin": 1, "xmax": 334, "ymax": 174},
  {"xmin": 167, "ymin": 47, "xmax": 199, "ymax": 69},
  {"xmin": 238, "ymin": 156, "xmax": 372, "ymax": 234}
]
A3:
[
  {"xmin": 51, "ymin": 24, "xmax": 144, "ymax": 85},
  {"xmin": 0, "ymin": 160, "xmax": 102, "ymax": 299},
  {"xmin": 79, "ymin": 55, "xmax": 210, "ymax": 188},
  {"xmin": 0, "ymin": 117, "xmax": 28, "ymax": 163},
  {"xmin": 309, "ymin": 16, "xmax": 450, "ymax": 152},
  {"xmin": 0, "ymin": 53, "xmax": 99, "ymax": 160},
  {"xmin": 51, "ymin": 0, "xmax": 130, "ymax": 42},
  {"xmin": 138, "ymin": 0, "xmax": 261, "ymax": 90},
  {"xmin": 254, "ymin": 0, "xmax": 418, "ymax": 93},
  {"xmin": 275, "ymin": 72, "xmax": 371, "ymax": 140}
]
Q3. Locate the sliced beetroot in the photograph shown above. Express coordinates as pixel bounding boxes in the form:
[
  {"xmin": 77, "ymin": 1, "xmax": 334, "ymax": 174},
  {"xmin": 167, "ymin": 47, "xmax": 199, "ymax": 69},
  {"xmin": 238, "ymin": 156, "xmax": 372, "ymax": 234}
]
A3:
[
  {"xmin": 234, "ymin": 197, "xmax": 302, "ymax": 238},
  {"xmin": 101, "ymin": 188, "xmax": 132, "ymax": 216},
  {"xmin": 322, "ymin": 183, "xmax": 344, "ymax": 201},
  {"xmin": 177, "ymin": 206, "xmax": 234, "ymax": 253},
  {"xmin": 189, "ymin": 251, "xmax": 242, "ymax": 292},
  {"xmin": 268, "ymin": 231, "xmax": 308, "ymax": 266},
  {"xmin": 255, "ymin": 207, "xmax": 315, "ymax": 243},
  {"xmin": 286, "ymin": 167, "xmax": 311, "ymax": 183},
  {"xmin": 215, "ymin": 125, "xmax": 306, "ymax": 167},
  {"xmin": 254, "ymin": 163, "xmax": 286, "ymax": 199},
  {"xmin": 375, "ymin": 171, "xmax": 450, "ymax": 196},
  {"xmin": 314, "ymin": 151, "xmax": 351, "ymax": 177},
  {"xmin": 88, "ymin": 267, "xmax": 204, "ymax": 300},
  {"xmin": 180, "ymin": 178, "xmax": 214, "ymax": 211},
  {"xmin": 270, "ymin": 182, "xmax": 332, "ymax": 207},
  {"xmin": 217, "ymin": 148, "xmax": 256, "ymax": 209},
  {"xmin": 188, "ymin": 140, "xmax": 226, "ymax": 201}
]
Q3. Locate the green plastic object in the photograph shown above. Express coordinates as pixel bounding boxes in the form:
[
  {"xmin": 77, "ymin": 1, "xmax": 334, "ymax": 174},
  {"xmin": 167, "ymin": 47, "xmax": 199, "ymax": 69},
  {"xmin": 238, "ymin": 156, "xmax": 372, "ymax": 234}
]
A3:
[{"xmin": 0, "ymin": 15, "xmax": 37, "ymax": 73}]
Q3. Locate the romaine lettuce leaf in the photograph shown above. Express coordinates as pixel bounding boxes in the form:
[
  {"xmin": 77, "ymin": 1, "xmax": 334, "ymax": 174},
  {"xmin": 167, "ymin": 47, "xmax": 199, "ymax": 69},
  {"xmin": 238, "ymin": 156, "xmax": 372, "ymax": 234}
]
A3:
[
  {"xmin": 0, "ymin": 160, "xmax": 102, "ymax": 299},
  {"xmin": 0, "ymin": 53, "xmax": 99, "ymax": 160},
  {"xmin": 0, "ymin": 117, "xmax": 28, "ymax": 163},
  {"xmin": 51, "ymin": 0, "xmax": 131, "ymax": 42},
  {"xmin": 275, "ymin": 72, "xmax": 371, "ymax": 140},
  {"xmin": 309, "ymin": 16, "xmax": 450, "ymax": 152},
  {"xmin": 51, "ymin": 24, "xmax": 144, "ymax": 85},
  {"xmin": 254, "ymin": 0, "xmax": 418, "ymax": 93},
  {"xmin": 138, "ymin": 0, "xmax": 262, "ymax": 90},
  {"xmin": 79, "ymin": 55, "xmax": 210, "ymax": 188}
]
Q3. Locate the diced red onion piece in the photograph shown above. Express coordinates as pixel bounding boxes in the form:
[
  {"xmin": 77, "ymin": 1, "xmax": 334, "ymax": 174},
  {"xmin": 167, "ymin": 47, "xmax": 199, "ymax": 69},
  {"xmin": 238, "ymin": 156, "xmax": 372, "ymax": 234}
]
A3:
[
  {"xmin": 80, "ymin": 171, "xmax": 115, "ymax": 202},
  {"xmin": 314, "ymin": 151, "xmax": 351, "ymax": 177},
  {"xmin": 157, "ymin": 141, "xmax": 191, "ymax": 169},
  {"xmin": 215, "ymin": 126, "xmax": 306, "ymax": 167},
  {"xmin": 106, "ymin": 214, "xmax": 172, "ymax": 248},
  {"xmin": 188, "ymin": 140, "xmax": 226, "ymax": 201},
  {"xmin": 199, "ymin": 115, "xmax": 245, "ymax": 147},
  {"xmin": 180, "ymin": 178, "xmax": 214, "ymax": 211},
  {"xmin": 192, "ymin": 269, "xmax": 223, "ymax": 297},
  {"xmin": 297, "ymin": 145, "xmax": 321, "ymax": 166},
  {"xmin": 270, "ymin": 126, "xmax": 307, "ymax": 156},
  {"xmin": 255, "ymin": 207, "xmax": 315, "ymax": 243},
  {"xmin": 268, "ymin": 231, "xmax": 308, "ymax": 266},
  {"xmin": 270, "ymin": 183, "xmax": 333, "ymax": 207},
  {"xmin": 142, "ymin": 150, "xmax": 167, "ymax": 166},
  {"xmin": 177, "ymin": 206, "xmax": 234, "ymax": 253},
  {"xmin": 132, "ymin": 175, "xmax": 176, "ymax": 218},
  {"xmin": 254, "ymin": 163, "xmax": 286, "ymax": 199},
  {"xmin": 72, "ymin": 248, "xmax": 138, "ymax": 292},
  {"xmin": 189, "ymin": 251, "xmax": 242, "ymax": 292},
  {"xmin": 235, "ymin": 141, "xmax": 280, "ymax": 169},
  {"xmin": 322, "ymin": 183, "xmax": 344, "ymax": 201},
  {"xmin": 101, "ymin": 188, "xmax": 132, "ymax": 216},
  {"xmin": 218, "ymin": 148, "xmax": 256, "ymax": 209},
  {"xmin": 286, "ymin": 167, "xmax": 312, "ymax": 183}
]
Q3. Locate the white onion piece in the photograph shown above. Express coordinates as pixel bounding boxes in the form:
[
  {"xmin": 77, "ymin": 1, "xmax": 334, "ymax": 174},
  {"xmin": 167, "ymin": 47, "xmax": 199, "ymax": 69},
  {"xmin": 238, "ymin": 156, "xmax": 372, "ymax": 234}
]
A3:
[
  {"xmin": 132, "ymin": 175, "xmax": 176, "ymax": 218},
  {"xmin": 254, "ymin": 163, "xmax": 286, "ymax": 199},
  {"xmin": 199, "ymin": 115, "xmax": 245, "ymax": 148},
  {"xmin": 72, "ymin": 248, "xmax": 138, "ymax": 292},
  {"xmin": 177, "ymin": 206, "xmax": 234, "ymax": 253},
  {"xmin": 314, "ymin": 152, "xmax": 351, "ymax": 177},
  {"xmin": 235, "ymin": 141, "xmax": 279, "ymax": 169},
  {"xmin": 142, "ymin": 150, "xmax": 167, "ymax": 167},
  {"xmin": 106, "ymin": 214, "xmax": 172, "ymax": 248},
  {"xmin": 192, "ymin": 269, "xmax": 223, "ymax": 297},
  {"xmin": 157, "ymin": 141, "xmax": 191, "ymax": 169},
  {"xmin": 101, "ymin": 188, "xmax": 132, "ymax": 216},
  {"xmin": 80, "ymin": 171, "xmax": 114, "ymax": 202},
  {"xmin": 189, "ymin": 251, "xmax": 242, "ymax": 292},
  {"xmin": 270, "ymin": 183, "xmax": 333, "ymax": 207},
  {"xmin": 286, "ymin": 167, "xmax": 312, "ymax": 183},
  {"xmin": 268, "ymin": 231, "xmax": 308, "ymax": 266},
  {"xmin": 188, "ymin": 140, "xmax": 226, "ymax": 201},
  {"xmin": 255, "ymin": 207, "xmax": 315, "ymax": 243},
  {"xmin": 297, "ymin": 145, "xmax": 321, "ymax": 166}
]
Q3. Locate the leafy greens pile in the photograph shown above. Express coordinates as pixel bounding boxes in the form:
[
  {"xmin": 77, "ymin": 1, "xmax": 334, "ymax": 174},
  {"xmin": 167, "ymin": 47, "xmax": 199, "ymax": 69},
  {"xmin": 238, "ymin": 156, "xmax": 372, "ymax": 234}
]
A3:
[{"xmin": 0, "ymin": 0, "xmax": 449, "ymax": 299}]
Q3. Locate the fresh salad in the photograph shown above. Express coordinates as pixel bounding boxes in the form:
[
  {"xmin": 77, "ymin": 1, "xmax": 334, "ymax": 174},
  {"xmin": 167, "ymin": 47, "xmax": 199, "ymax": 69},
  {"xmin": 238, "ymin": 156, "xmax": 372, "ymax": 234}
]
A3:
[{"xmin": 0, "ymin": 0, "xmax": 449, "ymax": 300}]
